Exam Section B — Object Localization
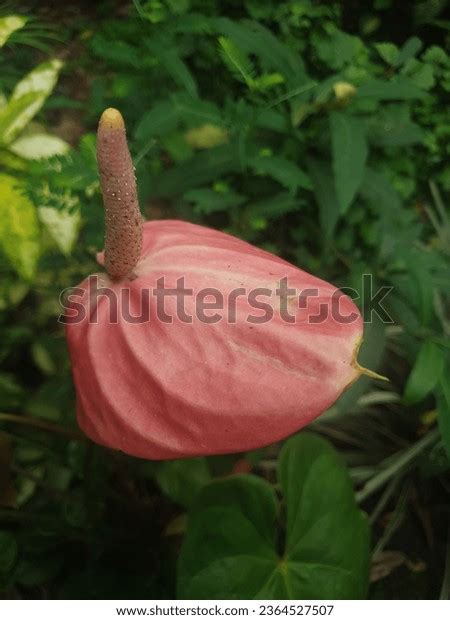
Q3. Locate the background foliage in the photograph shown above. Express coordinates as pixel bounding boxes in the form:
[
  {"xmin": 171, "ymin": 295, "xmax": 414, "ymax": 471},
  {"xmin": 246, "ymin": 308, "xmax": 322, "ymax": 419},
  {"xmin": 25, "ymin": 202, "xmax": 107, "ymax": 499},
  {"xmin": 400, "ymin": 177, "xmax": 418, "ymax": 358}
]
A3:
[{"xmin": 0, "ymin": 0, "xmax": 449, "ymax": 600}]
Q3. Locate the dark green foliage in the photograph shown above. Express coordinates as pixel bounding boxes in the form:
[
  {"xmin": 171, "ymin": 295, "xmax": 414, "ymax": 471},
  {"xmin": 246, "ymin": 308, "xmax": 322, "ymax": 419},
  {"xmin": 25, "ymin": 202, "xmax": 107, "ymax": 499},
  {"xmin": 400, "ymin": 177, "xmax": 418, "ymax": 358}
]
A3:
[{"xmin": 0, "ymin": 0, "xmax": 449, "ymax": 600}]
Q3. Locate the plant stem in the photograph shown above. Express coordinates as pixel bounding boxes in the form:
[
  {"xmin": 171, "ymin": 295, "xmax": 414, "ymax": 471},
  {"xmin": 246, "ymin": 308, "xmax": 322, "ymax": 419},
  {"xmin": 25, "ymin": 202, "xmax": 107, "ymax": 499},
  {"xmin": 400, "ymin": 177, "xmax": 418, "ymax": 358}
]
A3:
[
  {"xmin": 356, "ymin": 428, "xmax": 439, "ymax": 504},
  {"xmin": 0, "ymin": 412, "xmax": 84, "ymax": 441}
]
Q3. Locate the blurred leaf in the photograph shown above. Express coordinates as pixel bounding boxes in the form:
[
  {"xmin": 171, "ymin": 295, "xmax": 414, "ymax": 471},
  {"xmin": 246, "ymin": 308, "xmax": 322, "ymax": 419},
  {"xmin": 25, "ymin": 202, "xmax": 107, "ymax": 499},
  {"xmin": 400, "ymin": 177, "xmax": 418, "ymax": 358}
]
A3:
[
  {"xmin": 184, "ymin": 188, "xmax": 245, "ymax": 214},
  {"xmin": 135, "ymin": 101, "xmax": 179, "ymax": 142},
  {"xmin": 156, "ymin": 458, "xmax": 211, "ymax": 508},
  {"xmin": 357, "ymin": 78, "xmax": 425, "ymax": 100},
  {"xmin": 0, "ymin": 373, "xmax": 25, "ymax": 409},
  {"xmin": 245, "ymin": 192, "xmax": 299, "ymax": 222},
  {"xmin": 249, "ymin": 155, "xmax": 311, "ymax": 192},
  {"xmin": 375, "ymin": 42, "xmax": 399, "ymax": 65},
  {"xmin": 0, "ymin": 59, "xmax": 63, "ymax": 145},
  {"xmin": 403, "ymin": 342, "xmax": 445, "ymax": 405},
  {"xmin": 184, "ymin": 124, "xmax": 228, "ymax": 149},
  {"xmin": 368, "ymin": 105, "xmax": 424, "ymax": 147},
  {"xmin": 178, "ymin": 433, "xmax": 369, "ymax": 599},
  {"xmin": 150, "ymin": 45, "xmax": 198, "ymax": 97},
  {"xmin": 218, "ymin": 36, "xmax": 255, "ymax": 87},
  {"xmin": 0, "ymin": 435, "xmax": 15, "ymax": 508},
  {"xmin": 0, "ymin": 531, "xmax": 17, "ymax": 590},
  {"xmin": 151, "ymin": 143, "xmax": 241, "ymax": 197},
  {"xmin": 330, "ymin": 111, "xmax": 368, "ymax": 214},
  {"xmin": 307, "ymin": 158, "xmax": 339, "ymax": 241},
  {"xmin": 38, "ymin": 205, "xmax": 81, "ymax": 256},
  {"xmin": 438, "ymin": 368, "xmax": 450, "ymax": 459},
  {"xmin": 0, "ymin": 174, "xmax": 40, "ymax": 280},
  {"xmin": 395, "ymin": 37, "xmax": 423, "ymax": 66},
  {"xmin": 312, "ymin": 27, "xmax": 363, "ymax": 70},
  {"xmin": 213, "ymin": 18, "xmax": 305, "ymax": 84},
  {"xmin": 10, "ymin": 133, "xmax": 70, "ymax": 160},
  {"xmin": 0, "ymin": 15, "xmax": 27, "ymax": 48}
]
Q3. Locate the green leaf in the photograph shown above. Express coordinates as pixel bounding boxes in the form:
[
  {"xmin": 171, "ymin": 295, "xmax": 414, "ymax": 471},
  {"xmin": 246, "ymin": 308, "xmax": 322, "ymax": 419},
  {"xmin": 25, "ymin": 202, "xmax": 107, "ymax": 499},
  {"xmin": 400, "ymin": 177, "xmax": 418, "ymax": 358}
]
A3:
[
  {"xmin": 0, "ymin": 15, "xmax": 27, "ymax": 47},
  {"xmin": 151, "ymin": 143, "xmax": 241, "ymax": 197},
  {"xmin": 395, "ymin": 37, "xmax": 423, "ymax": 67},
  {"xmin": 177, "ymin": 475, "xmax": 278, "ymax": 599},
  {"xmin": 0, "ymin": 174, "xmax": 40, "ymax": 280},
  {"xmin": 357, "ymin": 78, "xmax": 425, "ymax": 100},
  {"xmin": 403, "ymin": 342, "xmax": 445, "ymax": 405},
  {"xmin": 312, "ymin": 27, "xmax": 363, "ymax": 70},
  {"xmin": 249, "ymin": 155, "xmax": 311, "ymax": 192},
  {"xmin": 330, "ymin": 112, "xmax": 368, "ymax": 214},
  {"xmin": 149, "ymin": 44, "xmax": 198, "ymax": 97},
  {"xmin": 177, "ymin": 434, "xmax": 369, "ymax": 599},
  {"xmin": 438, "ymin": 369, "xmax": 450, "ymax": 459},
  {"xmin": 213, "ymin": 18, "xmax": 305, "ymax": 85},
  {"xmin": 0, "ymin": 531, "xmax": 18, "ymax": 590},
  {"xmin": 135, "ymin": 101, "xmax": 179, "ymax": 142},
  {"xmin": 278, "ymin": 434, "xmax": 370, "ymax": 599},
  {"xmin": 218, "ymin": 36, "xmax": 255, "ymax": 88},
  {"xmin": 0, "ymin": 59, "xmax": 63, "ymax": 145},
  {"xmin": 374, "ymin": 42, "xmax": 399, "ymax": 65},
  {"xmin": 38, "ymin": 205, "xmax": 81, "ymax": 256},
  {"xmin": 156, "ymin": 458, "xmax": 211, "ymax": 508},
  {"xmin": 307, "ymin": 158, "xmax": 339, "ymax": 241},
  {"xmin": 184, "ymin": 188, "xmax": 246, "ymax": 214},
  {"xmin": 9, "ymin": 133, "xmax": 70, "ymax": 160},
  {"xmin": 251, "ymin": 73, "xmax": 285, "ymax": 91},
  {"xmin": 245, "ymin": 192, "xmax": 299, "ymax": 222},
  {"xmin": 0, "ymin": 373, "xmax": 25, "ymax": 409}
]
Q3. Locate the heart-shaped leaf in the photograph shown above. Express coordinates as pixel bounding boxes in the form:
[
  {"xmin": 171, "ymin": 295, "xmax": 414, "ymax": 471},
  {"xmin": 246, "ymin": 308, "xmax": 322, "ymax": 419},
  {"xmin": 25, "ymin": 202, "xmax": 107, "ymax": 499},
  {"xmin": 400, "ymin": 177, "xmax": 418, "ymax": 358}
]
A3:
[{"xmin": 177, "ymin": 433, "xmax": 369, "ymax": 599}]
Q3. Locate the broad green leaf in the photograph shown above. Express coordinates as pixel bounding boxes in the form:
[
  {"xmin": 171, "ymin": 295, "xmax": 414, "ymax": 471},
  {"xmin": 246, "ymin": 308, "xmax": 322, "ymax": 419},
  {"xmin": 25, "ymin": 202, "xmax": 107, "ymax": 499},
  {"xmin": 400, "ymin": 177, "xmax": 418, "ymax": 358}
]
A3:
[
  {"xmin": 368, "ymin": 105, "xmax": 424, "ymax": 147},
  {"xmin": 0, "ymin": 59, "xmax": 63, "ymax": 145},
  {"xmin": 9, "ymin": 133, "xmax": 70, "ymax": 160},
  {"xmin": 177, "ymin": 475, "xmax": 278, "ymax": 599},
  {"xmin": 38, "ymin": 205, "xmax": 81, "ymax": 256},
  {"xmin": 177, "ymin": 434, "xmax": 369, "ymax": 599},
  {"xmin": 0, "ymin": 15, "xmax": 27, "ymax": 47},
  {"xmin": 0, "ymin": 174, "xmax": 40, "ymax": 280},
  {"xmin": 307, "ymin": 158, "xmax": 339, "ymax": 241},
  {"xmin": 278, "ymin": 434, "xmax": 370, "ymax": 599},
  {"xmin": 312, "ymin": 27, "xmax": 363, "ymax": 70},
  {"xmin": 249, "ymin": 155, "xmax": 311, "ymax": 192},
  {"xmin": 403, "ymin": 342, "xmax": 445, "ymax": 405},
  {"xmin": 330, "ymin": 111, "xmax": 368, "ymax": 214},
  {"xmin": 156, "ymin": 458, "xmax": 211, "ymax": 508}
]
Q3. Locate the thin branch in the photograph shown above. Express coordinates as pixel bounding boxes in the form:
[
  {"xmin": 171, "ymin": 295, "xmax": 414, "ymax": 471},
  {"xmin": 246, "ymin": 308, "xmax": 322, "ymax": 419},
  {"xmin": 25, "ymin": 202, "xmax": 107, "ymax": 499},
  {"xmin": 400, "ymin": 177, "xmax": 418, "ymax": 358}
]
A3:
[{"xmin": 0, "ymin": 413, "xmax": 84, "ymax": 441}]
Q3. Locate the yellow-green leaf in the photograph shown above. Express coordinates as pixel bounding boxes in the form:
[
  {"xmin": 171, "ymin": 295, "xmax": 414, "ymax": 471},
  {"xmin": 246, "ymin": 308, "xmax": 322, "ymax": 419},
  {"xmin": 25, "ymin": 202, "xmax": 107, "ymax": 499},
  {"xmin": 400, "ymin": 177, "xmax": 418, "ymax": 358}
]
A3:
[
  {"xmin": 0, "ymin": 15, "xmax": 27, "ymax": 48},
  {"xmin": 0, "ymin": 174, "xmax": 40, "ymax": 280},
  {"xmin": 38, "ymin": 205, "xmax": 81, "ymax": 256},
  {"xmin": 10, "ymin": 133, "xmax": 70, "ymax": 160},
  {"xmin": 0, "ymin": 59, "xmax": 63, "ymax": 145}
]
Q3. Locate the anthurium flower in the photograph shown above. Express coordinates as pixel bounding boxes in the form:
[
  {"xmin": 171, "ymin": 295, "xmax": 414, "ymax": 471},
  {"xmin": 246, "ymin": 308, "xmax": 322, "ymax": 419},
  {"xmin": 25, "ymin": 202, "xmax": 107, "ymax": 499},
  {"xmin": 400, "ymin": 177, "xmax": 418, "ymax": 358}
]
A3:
[{"xmin": 65, "ymin": 108, "xmax": 383, "ymax": 460}]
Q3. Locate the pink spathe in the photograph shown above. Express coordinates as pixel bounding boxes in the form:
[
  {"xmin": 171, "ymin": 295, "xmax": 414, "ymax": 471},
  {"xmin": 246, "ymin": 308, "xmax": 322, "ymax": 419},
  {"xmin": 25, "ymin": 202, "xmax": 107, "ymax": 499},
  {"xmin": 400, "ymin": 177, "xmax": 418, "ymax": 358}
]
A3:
[{"xmin": 66, "ymin": 219, "xmax": 363, "ymax": 460}]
